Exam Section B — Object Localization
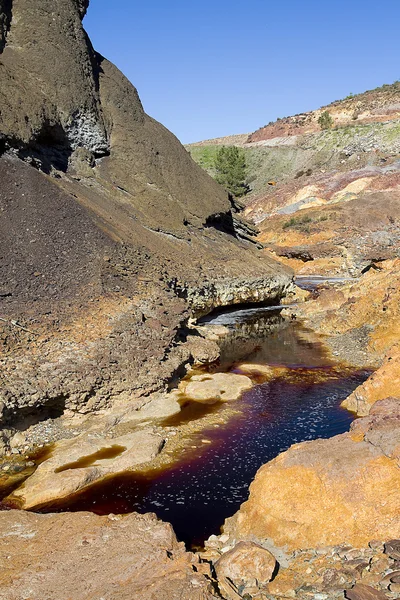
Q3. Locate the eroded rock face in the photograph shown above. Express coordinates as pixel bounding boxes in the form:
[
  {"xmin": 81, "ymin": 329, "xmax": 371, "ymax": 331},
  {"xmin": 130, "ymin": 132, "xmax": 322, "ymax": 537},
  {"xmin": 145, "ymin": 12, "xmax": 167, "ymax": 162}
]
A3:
[
  {"xmin": 0, "ymin": 510, "xmax": 218, "ymax": 600},
  {"xmin": 0, "ymin": 1, "xmax": 292, "ymax": 441},
  {"xmin": 221, "ymin": 398, "xmax": 400, "ymax": 552}
]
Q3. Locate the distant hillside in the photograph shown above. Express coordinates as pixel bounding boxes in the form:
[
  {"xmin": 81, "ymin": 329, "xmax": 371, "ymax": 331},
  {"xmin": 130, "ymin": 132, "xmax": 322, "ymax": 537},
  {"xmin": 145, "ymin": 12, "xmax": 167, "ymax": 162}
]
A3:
[
  {"xmin": 187, "ymin": 81, "xmax": 400, "ymax": 197},
  {"xmin": 248, "ymin": 81, "xmax": 400, "ymax": 143},
  {"xmin": 188, "ymin": 81, "xmax": 400, "ymax": 277}
]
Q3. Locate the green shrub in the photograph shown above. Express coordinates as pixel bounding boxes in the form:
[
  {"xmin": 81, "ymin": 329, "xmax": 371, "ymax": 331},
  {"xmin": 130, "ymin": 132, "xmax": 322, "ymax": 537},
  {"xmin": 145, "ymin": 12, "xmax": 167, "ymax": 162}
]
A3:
[
  {"xmin": 282, "ymin": 214, "xmax": 313, "ymax": 229},
  {"xmin": 318, "ymin": 111, "xmax": 334, "ymax": 130}
]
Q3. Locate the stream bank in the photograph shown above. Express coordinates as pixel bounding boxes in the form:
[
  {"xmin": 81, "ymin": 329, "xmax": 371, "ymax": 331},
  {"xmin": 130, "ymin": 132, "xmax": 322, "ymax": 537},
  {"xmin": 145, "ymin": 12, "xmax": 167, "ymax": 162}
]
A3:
[{"xmin": 2, "ymin": 300, "xmax": 370, "ymax": 550}]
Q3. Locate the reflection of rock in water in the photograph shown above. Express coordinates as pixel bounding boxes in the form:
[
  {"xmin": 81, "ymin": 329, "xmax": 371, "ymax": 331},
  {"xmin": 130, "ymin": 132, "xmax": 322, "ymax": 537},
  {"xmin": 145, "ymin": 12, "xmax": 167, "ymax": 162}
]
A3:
[
  {"xmin": 217, "ymin": 313, "xmax": 284, "ymax": 369},
  {"xmin": 216, "ymin": 312, "xmax": 333, "ymax": 370}
]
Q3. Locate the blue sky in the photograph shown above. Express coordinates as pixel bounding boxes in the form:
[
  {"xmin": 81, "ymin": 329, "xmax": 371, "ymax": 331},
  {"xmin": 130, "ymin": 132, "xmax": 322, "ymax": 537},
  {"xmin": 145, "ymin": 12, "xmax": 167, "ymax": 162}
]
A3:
[{"xmin": 84, "ymin": 1, "xmax": 400, "ymax": 144}]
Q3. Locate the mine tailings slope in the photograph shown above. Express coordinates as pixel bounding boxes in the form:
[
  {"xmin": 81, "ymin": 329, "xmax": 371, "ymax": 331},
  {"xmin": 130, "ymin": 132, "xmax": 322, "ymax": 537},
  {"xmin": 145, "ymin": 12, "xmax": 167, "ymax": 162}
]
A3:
[{"xmin": 0, "ymin": 0, "xmax": 292, "ymax": 445}]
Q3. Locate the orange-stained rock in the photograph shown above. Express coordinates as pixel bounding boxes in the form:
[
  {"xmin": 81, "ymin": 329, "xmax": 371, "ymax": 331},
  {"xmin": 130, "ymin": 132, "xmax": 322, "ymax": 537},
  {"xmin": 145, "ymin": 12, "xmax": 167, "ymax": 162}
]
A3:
[
  {"xmin": 0, "ymin": 510, "xmax": 217, "ymax": 600},
  {"xmin": 222, "ymin": 400, "xmax": 400, "ymax": 552},
  {"xmin": 294, "ymin": 258, "xmax": 400, "ymax": 365},
  {"xmin": 214, "ymin": 541, "xmax": 276, "ymax": 600},
  {"xmin": 343, "ymin": 345, "xmax": 400, "ymax": 415}
]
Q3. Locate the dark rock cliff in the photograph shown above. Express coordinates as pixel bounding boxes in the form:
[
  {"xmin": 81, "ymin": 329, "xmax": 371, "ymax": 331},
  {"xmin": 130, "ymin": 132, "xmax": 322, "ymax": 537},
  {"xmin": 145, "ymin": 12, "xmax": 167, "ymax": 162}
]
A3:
[{"xmin": 0, "ymin": 0, "xmax": 292, "ymax": 438}]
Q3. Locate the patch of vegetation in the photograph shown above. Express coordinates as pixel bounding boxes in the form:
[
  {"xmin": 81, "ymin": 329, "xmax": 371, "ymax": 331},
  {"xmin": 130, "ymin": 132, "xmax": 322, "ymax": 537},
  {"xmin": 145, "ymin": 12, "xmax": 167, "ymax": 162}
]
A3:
[
  {"xmin": 282, "ymin": 212, "xmax": 330, "ymax": 231},
  {"xmin": 318, "ymin": 111, "xmax": 334, "ymax": 130},
  {"xmin": 214, "ymin": 146, "xmax": 249, "ymax": 197},
  {"xmin": 187, "ymin": 146, "xmax": 219, "ymax": 174},
  {"xmin": 282, "ymin": 214, "xmax": 313, "ymax": 229}
]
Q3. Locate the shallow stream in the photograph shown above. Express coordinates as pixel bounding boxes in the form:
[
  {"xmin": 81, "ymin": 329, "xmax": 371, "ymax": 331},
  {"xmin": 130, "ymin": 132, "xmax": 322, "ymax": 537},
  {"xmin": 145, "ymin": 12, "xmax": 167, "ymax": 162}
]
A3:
[{"xmin": 42, "ymin": 305, "xmax": 370, "ymax": 549}]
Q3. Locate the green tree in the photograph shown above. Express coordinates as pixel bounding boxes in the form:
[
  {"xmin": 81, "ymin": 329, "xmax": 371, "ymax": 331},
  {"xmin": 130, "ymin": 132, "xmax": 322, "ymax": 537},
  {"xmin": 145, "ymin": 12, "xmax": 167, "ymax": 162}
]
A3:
[
  {"xmin": 214, "ymin": 146, "xmax": 249, "ymax": 197},
  {"xmin": 318, "ymin": 111, "xmax": 334, "ymax": 130}
]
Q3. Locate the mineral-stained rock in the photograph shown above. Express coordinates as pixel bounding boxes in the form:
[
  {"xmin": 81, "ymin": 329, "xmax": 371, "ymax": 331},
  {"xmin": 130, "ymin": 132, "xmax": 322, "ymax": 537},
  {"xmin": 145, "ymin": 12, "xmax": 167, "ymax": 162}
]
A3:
[
  {"xmin": 214, "ymin": 541, "xmax": 276, "ymax": 600},
  {"xmin": 343, "ymin": 345, "xmax": 400, "ymax": 415},
  {"xmin": 0, "ymin": 510, "xmax": 218, "ymax": 600},
  {"xmin": 181, "ymin": 372, "xmax": 253, "ymax": 404},
  {"xmin": 222, "ymin": 399, "xmax": 400, "ymax": 551},
  {"xmin": 293, "ymin": 258, "xmax": 400, "ymax": 366},
  {"xmin": 345, "ymin": 583, "xmax": 389, "ymax": 600},
  {"xmin": 6, "ymin": 430, "xmax": 164, "ymax": 509}
]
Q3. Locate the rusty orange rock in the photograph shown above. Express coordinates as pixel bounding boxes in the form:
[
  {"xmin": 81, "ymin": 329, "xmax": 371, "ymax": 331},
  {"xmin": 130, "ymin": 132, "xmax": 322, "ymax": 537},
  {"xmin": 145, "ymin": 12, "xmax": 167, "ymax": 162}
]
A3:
[{"xmin": 223, "ymin": 400, "xmax": 400, "ymax": 552}]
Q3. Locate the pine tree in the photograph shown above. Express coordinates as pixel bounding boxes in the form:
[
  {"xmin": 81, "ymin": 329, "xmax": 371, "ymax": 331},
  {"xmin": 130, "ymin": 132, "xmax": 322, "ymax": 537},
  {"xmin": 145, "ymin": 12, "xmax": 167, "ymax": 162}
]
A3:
[
  {"xmin": 214, "ymin": 146, "xmax": 249, "ymax": 197},
  {"xmin": 318, "ymin": 111, "xmax": 334, "ymax": 130}
]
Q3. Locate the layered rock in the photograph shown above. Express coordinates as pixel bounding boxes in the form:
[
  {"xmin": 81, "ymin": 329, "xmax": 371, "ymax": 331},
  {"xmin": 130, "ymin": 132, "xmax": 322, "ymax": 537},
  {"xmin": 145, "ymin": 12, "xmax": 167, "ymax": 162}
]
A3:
[{"xmin": 5, "ymin": 430, "xmax": 164, "ymax": 509}]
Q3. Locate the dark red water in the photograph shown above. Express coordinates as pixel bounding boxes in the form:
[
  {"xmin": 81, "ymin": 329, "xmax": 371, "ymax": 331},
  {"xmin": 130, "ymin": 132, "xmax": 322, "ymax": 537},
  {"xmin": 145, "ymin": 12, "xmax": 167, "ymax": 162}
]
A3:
[{"xmin": 38, "ymin": 311, "xmax": 370, "ymax": 549}]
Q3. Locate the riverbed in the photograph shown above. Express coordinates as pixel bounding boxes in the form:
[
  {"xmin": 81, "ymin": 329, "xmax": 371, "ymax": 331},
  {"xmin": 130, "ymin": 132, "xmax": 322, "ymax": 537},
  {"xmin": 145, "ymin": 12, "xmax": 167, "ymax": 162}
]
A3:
[{"xmin": 37, "ymin": 306, "xmax": 370, "ymax": 549}]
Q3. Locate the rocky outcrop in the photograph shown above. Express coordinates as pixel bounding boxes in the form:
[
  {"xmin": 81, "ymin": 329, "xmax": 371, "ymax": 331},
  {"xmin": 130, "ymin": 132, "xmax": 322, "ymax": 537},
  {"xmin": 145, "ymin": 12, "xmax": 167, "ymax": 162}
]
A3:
[
  {"xmin": 5, "ymin": 430, "xmax": 164, "ymax": 509},
  {"xmin": 0, "ymin": 510, "xmax": 218, "ymax": 600},
  {"xmin": 343, "ymin": 346, "xmax": 400, "ymax": 415},
  {"xmin": 289, "ymin": 258, "xmax": 400, "ymax": 366},
  {"xmin": 220, "ymin": 398, "xmax": 400, "ymax": 552}
]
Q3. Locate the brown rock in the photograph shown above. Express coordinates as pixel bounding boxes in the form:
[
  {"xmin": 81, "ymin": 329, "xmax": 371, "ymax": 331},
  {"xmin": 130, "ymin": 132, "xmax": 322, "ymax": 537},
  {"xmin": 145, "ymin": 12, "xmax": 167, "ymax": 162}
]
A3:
[
  {"xmin": 345, "ymin": 583, "xmax": 389, "ymax": 600},
  {"xmin": 0, "ymin": 510, "xmax": 217, "ymax": 600},
  {"xmin": 384, "ymin": 539, "xmax": 400, "ymax": 561},
  {"xmin": 214, "ymin": 541, "xmax": 276, "ymax": 600}
]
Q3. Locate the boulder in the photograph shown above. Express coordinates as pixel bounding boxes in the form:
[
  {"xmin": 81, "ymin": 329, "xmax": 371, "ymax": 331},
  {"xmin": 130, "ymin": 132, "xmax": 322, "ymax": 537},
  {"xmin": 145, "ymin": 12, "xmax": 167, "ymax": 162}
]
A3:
[
  {"xmin": 345, "ymin": 583, "xmax": 389, "ymax": 600},
  {"xmin": 182, "ymin": 373, "xmax": 253, "ymax": 404},
  {"xmin": 214, "ymin": 541, "xmax": 276, "ymax": 600},
  {"xmin": 222, "ymin": 399, "xmax": 400, "ymax": 551}
]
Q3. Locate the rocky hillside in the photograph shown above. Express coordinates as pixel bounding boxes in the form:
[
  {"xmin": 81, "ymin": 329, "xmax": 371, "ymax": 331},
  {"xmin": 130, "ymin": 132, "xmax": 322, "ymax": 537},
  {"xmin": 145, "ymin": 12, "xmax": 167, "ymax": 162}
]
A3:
[
  {"xmin": 0, "ymin": 0, "xmax": 292, "ymax": 442},
  {"xmin": 186, "ymin": 86, "xmax": 400, "ymax": 600},
  {"xmin": 249, "ymin": 82, "xmax": 400, "ymax": 142},
  {"xmin": 189, "ymin": 83, "xmax": 400, "ymax": 276}
]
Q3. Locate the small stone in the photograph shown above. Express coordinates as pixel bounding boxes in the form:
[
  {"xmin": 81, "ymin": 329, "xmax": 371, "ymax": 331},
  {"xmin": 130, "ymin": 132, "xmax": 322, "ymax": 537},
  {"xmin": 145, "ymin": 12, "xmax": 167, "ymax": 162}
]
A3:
[
  {"xmin": 215, "ymin": 541, "xmax": 276, "ymax": 600},
  {"xmin": 384, "ymin": 540, "xmax": 400, "ymax": 561},
  {"xmin": 219, "ymin": 534, "xmax": 230, "ymax": 544},
  {"xmin": 345, "ymin": 583, "xmax": 389, "ymax": 600},
  {"xmin": 369, "ymin": 540, "xmax": 385, "ymax": 551},
  {"xmin": 380, "ymin": 571, "xmax": 400, "ymax": 587}
]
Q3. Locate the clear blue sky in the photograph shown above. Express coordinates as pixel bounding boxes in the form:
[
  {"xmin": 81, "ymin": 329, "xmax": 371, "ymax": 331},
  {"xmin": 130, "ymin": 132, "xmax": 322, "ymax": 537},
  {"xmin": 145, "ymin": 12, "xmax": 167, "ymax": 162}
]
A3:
[{"xmin": 84, "ymin": 1, "xmax": 400, "ymax": 144}]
